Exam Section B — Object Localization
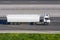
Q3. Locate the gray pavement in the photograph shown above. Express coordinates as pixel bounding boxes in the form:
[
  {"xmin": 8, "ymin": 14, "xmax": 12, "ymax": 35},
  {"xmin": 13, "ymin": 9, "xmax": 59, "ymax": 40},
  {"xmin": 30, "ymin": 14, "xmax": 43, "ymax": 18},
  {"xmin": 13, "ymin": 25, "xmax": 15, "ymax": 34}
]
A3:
[
  {"xmin": 0, "ymin": 1, "xmax": 60, "ymax": 4},
  {"xmin": 0, "ymin": 17, "xmax": 59, "ymax": 31},
  {"xmin": 0, "ymin": 4, "xmax": 60, "ymax": 17},
  {"xmin": 0, "ymin": 4, "xmax": 59, "ymax": 31}
]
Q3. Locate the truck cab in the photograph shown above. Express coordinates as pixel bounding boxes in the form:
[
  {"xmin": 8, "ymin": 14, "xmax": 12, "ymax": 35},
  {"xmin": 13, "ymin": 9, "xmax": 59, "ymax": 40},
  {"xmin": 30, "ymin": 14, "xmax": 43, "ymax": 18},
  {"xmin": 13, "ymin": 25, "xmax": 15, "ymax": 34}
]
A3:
[
  {"xmin": 30, "ymin": 14, "xmax": 51, "ymax": 25},
  {"xmin": 43, "ymin": 14, "xmax": 50, "ymax": 25}
]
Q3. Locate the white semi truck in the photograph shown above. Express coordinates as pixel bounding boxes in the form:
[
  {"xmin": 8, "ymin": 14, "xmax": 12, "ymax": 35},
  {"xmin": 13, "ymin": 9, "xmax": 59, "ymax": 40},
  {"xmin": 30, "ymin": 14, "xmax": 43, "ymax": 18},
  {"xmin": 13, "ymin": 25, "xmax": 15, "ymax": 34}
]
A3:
[{"xmin": 6, "ymin": 14, "xmax": 50, "ymax": 25}]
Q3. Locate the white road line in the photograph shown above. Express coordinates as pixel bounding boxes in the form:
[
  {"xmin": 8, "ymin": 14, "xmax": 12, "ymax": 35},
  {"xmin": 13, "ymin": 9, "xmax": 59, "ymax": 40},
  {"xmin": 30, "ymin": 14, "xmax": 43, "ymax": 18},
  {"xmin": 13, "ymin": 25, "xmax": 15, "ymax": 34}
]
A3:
[
  {"xmin": 0, "ymin": 4, "xmax": 60, "ymax": 9},
  {"xmin": 0, "ymin": 30, "xmax": 60, "ymax": 34}
]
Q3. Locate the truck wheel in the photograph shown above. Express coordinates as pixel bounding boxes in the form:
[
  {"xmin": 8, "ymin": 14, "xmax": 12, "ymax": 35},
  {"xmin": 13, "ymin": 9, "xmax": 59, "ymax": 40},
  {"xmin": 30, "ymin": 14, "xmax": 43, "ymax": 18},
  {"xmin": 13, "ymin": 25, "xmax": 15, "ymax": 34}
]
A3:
[
  {"xmin": 17, "ymin": 22, "xmax": 22, "ymax": 25},
  {"xmin": 30, "ymin": 22, "xmax": 34, "ymax": 25},
  {"xmin": 44, "ymin": 22, "xmax": 48, "ymax": 25},
  {"xmin": 7, "ymin": 22, "xmax": 10, "ymax": 25}
]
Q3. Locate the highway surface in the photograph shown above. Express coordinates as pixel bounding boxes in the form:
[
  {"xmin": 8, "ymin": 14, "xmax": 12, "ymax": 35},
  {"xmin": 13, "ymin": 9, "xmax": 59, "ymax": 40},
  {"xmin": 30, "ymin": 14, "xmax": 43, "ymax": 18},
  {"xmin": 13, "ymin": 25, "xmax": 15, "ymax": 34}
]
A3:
[
  {"xmin": 0, "ymin": 0, "xmax": 60, "ymax": 4},
  {"xmin": 0, "ymin": 1, "xmax": 60, "ymax": 4},
  {"xmin": 0, "ymin": 4, "xmax": 60, "ymax": 17},
  {"xmin": 0, "ymin": 17, "xmax": 59, "ymax": 31},
  {"xmin": 0, "ymin": 4, "xmax": 59, "ymax": 31},
  {"xmin": 0, "ymin": 18, "xmax": 59, "ymax": 31}
]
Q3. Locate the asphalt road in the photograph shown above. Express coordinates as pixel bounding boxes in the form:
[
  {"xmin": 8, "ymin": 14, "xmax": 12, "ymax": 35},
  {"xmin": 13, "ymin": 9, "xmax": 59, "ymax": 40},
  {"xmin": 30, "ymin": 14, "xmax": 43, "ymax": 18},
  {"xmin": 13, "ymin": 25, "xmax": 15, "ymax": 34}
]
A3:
[
  {"xmin": 0, "ymin": 4, "xmax": 60, "ymax": 17},
  {"xmin": 0, "ymin": 17, "xmax": 59, "ymax": 31},
  {"xmin": 0, "ymin": 0, "xmax": 59, "ymax": 1},
  {"xmin": 0, "ymin": 4, "xmax": 59, "ymax": 31},
  {"xmin": 0, "ymin": 0, "xmax": 59, "ymax": 5}
]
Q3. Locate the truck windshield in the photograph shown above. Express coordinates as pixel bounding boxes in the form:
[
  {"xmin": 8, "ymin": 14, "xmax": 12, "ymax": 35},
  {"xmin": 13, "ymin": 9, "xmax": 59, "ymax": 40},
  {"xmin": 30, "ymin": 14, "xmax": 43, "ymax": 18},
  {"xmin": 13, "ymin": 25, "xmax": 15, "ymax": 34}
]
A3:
[{"xmin": 45, "ymin": 18, "xmax": 49, "ymax": 20}]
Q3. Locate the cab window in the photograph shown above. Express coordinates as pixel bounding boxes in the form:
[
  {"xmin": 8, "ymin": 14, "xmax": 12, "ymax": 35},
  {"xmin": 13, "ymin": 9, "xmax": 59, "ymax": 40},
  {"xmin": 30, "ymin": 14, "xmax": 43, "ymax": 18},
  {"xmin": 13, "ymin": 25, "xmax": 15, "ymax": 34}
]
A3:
[{"xmin": 45, "ymin": 18, "xmax": 49, "ymax": 20}]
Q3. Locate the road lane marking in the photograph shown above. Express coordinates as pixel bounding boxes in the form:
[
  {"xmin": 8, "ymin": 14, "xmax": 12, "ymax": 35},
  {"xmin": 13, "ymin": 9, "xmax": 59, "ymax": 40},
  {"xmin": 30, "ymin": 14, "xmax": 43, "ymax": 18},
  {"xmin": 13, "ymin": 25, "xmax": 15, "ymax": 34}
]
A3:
[{"xmin": 0, "ymin": 30, "xmax": 60, "ymax": 34}]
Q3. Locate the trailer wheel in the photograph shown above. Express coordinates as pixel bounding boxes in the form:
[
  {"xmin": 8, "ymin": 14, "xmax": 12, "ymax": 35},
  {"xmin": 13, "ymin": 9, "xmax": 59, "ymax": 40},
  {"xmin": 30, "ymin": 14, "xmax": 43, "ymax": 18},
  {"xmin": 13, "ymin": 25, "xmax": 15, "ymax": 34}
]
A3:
[
  {"xmin": 30, "ymin": 22, "xmax": 34, "ymax": 25},
  {"xmin": 17, "ymin": 22, "xmax": 22, "ymax": 25},
  {"xmin": 7, "ymin": 22, "xmax": 10, "ymax": 25},
  {"xmin": 14, "ymin": 22, "xmax": 22, "ymax": 25}
]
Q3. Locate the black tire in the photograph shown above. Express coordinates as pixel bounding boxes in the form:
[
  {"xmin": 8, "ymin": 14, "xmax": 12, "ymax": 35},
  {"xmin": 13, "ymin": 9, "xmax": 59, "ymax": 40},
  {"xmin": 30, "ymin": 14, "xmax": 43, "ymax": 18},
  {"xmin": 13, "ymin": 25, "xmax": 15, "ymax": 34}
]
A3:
[
  {"xmin": 44, "ymin": 22, "xmax": 48, "ymax": 25},
  {"xmin": 7, "ymin": 22, "xmax": 10, "ymax": 25},
  {"xmin": 12, "ymin": 22, "xmax": 14, "ymax": 25},
  {"xmin": 16, "ymin": 22, "xmax": 22, "ymax": 25},
  {"xmin": 35, "ymin": 23, "xmax": 40, "ymax": 25},
  {"xmin": 30, "ymin": 22, "xmax": 34, "ymax": 25}
]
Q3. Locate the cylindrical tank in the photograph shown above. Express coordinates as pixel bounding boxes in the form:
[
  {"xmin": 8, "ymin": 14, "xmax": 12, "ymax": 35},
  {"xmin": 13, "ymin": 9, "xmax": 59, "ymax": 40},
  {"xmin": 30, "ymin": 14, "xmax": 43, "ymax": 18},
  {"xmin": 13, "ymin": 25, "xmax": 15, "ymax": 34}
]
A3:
[{"xmin": 6, "ymin": 14, "xmax": 40, "ymax": 22}]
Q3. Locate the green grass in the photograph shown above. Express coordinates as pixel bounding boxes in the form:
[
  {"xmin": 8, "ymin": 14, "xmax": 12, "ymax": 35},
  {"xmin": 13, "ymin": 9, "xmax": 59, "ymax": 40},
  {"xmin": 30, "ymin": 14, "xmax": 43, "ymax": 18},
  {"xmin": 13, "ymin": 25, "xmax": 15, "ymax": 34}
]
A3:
[{"xmin": 0, "ymin": 33, "xmax": 60, "ymax": 40}]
